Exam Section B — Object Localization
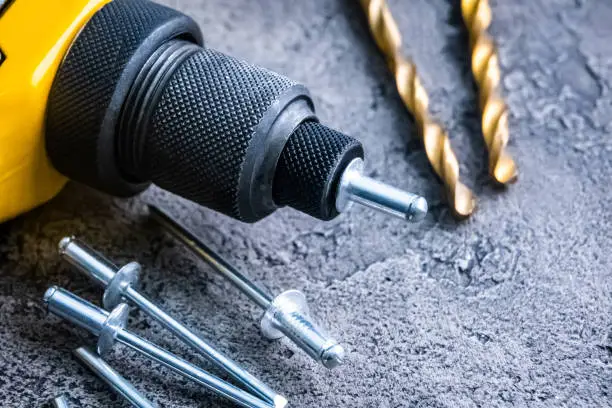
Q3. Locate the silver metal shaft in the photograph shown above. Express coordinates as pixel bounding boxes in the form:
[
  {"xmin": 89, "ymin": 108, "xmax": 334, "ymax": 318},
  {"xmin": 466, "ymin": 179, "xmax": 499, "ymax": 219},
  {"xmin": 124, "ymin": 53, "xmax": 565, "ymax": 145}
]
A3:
[
  {"xmin": 117, "ymin": 330, "xmax": 274, "ymax": 408},
  {"xmin": 124, "ymin": 287, "xmax": 285, "ymax": 407},
  {"xmin": 52, "ymin": 396, "xmax": 70, "ymax": 408},
  {"xmin": 44, "ymin": 287, "xmax": 275, "ymax": 408},
  {"xmin": 148, "ymin": 205, "xmax": 345, "ymax": 369},
  {"xmin": 60, "ymin": 239, "xmax": 117, "ymax": 286},
  {"xmin": 335, "ymin": 158, "xmax": 428, "ymax": 222},
  {"xmin": 73, "ymin": 347, "xmax": 156, "ymax": 408},
  {"xmin": 149, "ymin": 206, "xmax": 272, "ymax": 309},
  {"xmin": 58, "ymin": 237, "xmax": 284, "ymax": 407}
]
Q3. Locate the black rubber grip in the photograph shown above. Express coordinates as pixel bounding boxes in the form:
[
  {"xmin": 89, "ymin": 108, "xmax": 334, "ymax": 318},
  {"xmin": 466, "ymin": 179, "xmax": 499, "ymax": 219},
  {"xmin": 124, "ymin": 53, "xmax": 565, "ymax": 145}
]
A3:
[
  {"xmin": 128, "ymin": 46, "xmax": 307, "ymax": 221},
  {"xmin": 45, "ymin": 0, "xmax": 202, "ymax": 196},
  {"xmin": 273, "ymin": 122, "xmax": 364, "ymax": 220},
  {"xmin": 46, "ymin": 0, "xmax": 363, "ymax": 223}
]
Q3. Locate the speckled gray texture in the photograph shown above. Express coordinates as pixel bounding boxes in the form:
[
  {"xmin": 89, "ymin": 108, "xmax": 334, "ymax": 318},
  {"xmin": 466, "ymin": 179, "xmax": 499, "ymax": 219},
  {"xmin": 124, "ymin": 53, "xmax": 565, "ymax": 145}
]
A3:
[{"xmin": 0, "ymin": 0, "xmax": 610, "ymax": 407}]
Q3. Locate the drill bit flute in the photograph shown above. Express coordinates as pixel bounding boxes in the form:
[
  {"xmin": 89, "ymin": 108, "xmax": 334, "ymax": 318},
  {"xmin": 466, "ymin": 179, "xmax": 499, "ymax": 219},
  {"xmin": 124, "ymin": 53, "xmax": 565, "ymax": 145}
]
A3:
[
  {"xmin": 360, "ymin": 0, "xmax": 476, "ymax": 218},
  {"xmin": 462, "ymin": 0, "xmax": 517, "ymax": 184}
]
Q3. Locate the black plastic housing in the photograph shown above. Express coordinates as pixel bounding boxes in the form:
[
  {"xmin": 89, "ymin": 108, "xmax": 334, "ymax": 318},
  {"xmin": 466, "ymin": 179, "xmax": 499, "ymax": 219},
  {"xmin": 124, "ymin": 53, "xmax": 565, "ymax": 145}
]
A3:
[
  {"xmin": 119, "ymin": 40, "xmax": 315, "ymax": 221},
  {"xmin": 46, "ymin": 0, "xmax": 202, "ymax": 197},
  {"xmin": 45, "ymin": 0, "xmax": 364, "ymax": 223}
]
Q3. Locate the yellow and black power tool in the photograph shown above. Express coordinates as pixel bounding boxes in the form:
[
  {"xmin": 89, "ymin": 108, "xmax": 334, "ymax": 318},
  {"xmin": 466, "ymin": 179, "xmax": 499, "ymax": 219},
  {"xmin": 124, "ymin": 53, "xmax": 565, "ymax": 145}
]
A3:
[{"xmin": 0, "ymin": 0, "xmax": 427, "ymax": 225}]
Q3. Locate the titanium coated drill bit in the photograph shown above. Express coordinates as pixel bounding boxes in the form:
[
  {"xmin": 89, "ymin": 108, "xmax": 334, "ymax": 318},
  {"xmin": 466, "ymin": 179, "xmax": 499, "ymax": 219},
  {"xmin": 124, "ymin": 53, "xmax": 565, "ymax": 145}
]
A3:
[
  {"xmin": 360, "ymin": 0, "xmax": 476, "ymax": 219},
  {"xmin": 462, "ymin": 0, "xmax": 518, "ymax": 185}
]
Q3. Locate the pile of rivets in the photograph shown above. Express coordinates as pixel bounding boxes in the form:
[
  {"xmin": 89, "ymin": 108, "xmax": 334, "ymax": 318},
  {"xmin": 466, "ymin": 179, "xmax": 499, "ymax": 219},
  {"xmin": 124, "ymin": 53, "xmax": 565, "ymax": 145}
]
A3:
[{"xmin": 44, "ymin": 207, "xmax": 344, "ymax": 407}]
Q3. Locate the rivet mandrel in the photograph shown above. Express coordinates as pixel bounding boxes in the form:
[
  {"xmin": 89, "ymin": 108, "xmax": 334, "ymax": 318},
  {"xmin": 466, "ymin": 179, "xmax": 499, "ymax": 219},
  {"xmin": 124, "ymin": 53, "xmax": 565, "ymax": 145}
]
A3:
[
  {"xmin": 43, "ymin": 287, "xmax": 276, "ymax": 408},
  {"xmin": 58, "ymin": 237, "xmax": 285, "ymax": 408},
  {"xmin": 73, "ymin": 347, "xmax": 156, "ymax": 408},
  {"xmin": 149, "ymin": 204, "xmax": 345, "ymax": 369}
]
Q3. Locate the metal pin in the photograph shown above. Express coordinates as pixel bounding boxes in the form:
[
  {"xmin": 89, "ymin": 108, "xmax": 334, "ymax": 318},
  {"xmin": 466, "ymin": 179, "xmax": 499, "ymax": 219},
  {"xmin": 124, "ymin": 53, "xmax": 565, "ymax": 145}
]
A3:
[
  {"xmin": 58, "ymin": 237, "xmax": 285, "ymax": 408},
  {"xmin": 149, "ymin": 204, "xmax": 345, "ymax": 369},
  {"xmin": 52, "ymin": 396, "xmax": 70, "ymax": 408},
  {"xmin": 43, "ymin": 287, "xmax": 275, "ymax": 408},
  {"xmin": 73, "ymin": 347, "xmax": 156, "ymax": 408},
  {"xmin": 336, "ymin": 158, "xmax": 427, "ymax": 222}
]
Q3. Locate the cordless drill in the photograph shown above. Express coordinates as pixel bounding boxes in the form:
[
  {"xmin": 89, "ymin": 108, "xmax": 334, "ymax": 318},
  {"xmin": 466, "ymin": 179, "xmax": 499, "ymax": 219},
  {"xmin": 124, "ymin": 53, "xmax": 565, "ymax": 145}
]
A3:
[{"xmin": 0, "ymin": 0, "xmax": 427, "ymax": 224}]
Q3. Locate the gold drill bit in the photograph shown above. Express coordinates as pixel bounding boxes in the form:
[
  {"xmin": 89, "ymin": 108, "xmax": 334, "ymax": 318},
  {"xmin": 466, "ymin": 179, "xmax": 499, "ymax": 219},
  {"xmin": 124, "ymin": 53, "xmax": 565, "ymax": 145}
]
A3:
[
  {"xmin": 462, "ymin": 0, "xmax": 518, "ymax": 184},
  {"xmin": 360, "ymin": 0, "xmax": 475, "ymax": 218}
]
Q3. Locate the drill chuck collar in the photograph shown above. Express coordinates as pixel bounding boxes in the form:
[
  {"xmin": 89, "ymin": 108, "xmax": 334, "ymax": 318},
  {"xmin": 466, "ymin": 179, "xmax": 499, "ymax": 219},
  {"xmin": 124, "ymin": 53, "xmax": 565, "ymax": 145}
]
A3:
[{"xmin": 46, "ymin": 0, "xmax": 425, "ymax": 223}]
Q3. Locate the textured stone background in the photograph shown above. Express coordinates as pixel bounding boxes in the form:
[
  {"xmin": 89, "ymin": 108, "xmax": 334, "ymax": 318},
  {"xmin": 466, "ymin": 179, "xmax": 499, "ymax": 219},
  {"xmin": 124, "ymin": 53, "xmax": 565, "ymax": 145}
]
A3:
[{"xmin": 1, "ymin": 0, "xmax": 611, "ymax": 406}]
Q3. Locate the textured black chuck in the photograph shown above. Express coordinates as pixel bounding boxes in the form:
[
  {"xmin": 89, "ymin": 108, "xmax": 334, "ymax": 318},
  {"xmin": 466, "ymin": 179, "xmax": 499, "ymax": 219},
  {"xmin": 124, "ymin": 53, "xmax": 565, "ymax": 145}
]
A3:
[
  {"xmin": 273, "ymin": 122, "xmax": 364, "ymax": 220},
  {"xmin": 129, "ymin": 46, "xmax": 300, "ymax": 220},
  {"xmin": 45, "ymin": 0, "xmax": 371, "ymax": 223},
  {"xmin": 45, "ymin": 0, "xmax": 315, "ymax": 222},
  {"xmin": 45, "ymin": 0, "xmax": 202, "ymax": 196}
]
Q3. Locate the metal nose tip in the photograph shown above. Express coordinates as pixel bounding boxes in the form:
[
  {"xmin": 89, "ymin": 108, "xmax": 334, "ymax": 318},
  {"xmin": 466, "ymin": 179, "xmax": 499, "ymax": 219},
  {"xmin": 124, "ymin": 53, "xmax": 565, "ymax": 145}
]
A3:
[
  {"xmin": 274, "ymin": 395, "xmax": 289, "ymax": 408},
  {"xmin": 336, "ymin": 158, "xmax": 428, "ymax": 223}
]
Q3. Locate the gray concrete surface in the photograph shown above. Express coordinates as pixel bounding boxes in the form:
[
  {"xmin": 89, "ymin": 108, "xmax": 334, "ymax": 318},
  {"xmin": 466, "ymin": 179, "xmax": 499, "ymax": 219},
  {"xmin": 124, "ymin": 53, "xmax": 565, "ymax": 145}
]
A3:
[{"xmin": 0, "ymin": 0, "xmax": 611, "ymax": 406}]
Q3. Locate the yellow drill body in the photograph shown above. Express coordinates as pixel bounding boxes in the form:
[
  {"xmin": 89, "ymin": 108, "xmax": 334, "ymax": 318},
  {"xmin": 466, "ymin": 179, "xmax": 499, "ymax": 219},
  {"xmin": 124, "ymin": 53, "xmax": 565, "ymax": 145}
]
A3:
[
  {"xmin": 0, "ymin": 0, "xmax": 429, "ymax": 225},
  {"xmin": 0, "ymin": 0, "xmax": 109, "ymax": 222}
]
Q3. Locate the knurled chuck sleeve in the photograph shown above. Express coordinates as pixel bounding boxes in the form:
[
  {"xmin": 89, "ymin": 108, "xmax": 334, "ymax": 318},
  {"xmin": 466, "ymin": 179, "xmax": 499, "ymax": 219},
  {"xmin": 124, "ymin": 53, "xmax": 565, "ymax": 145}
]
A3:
[
  {"xmin": 45, "ymin": 0, "xmax": 364, "ymax": 223},
  {"xmin": 273, "ymin": 122, "xmax": 364, "ymax": 220},
  {"xmin": 45, "ymin": 0, "xmax": 203, "ymax": 197}
]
